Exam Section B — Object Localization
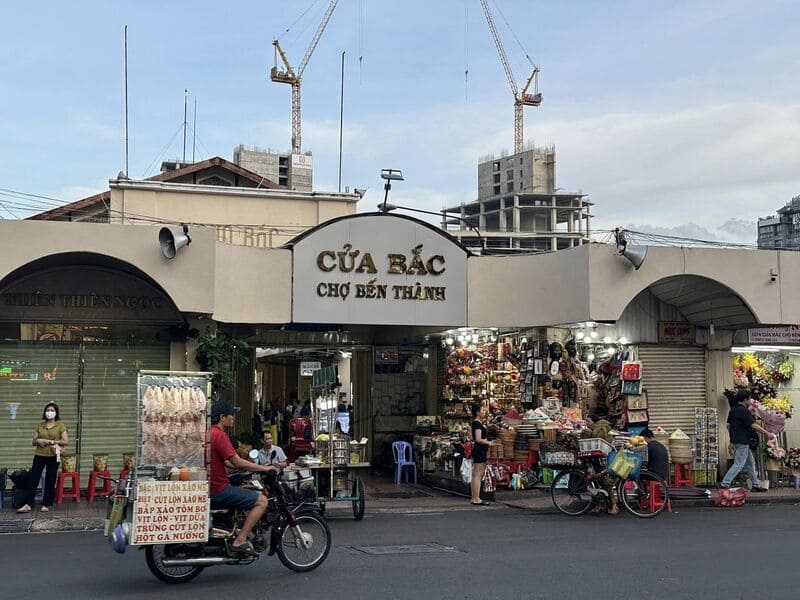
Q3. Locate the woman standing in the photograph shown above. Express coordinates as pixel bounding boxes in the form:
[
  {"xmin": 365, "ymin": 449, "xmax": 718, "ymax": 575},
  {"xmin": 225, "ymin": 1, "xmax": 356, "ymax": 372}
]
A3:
[
  {"xmin": 470, "ymin": 402, "xmax": 492, "ymax": 506},
  {"xmin": 17, "ymin": 402, "xmax": 68, "ymax": 514}
]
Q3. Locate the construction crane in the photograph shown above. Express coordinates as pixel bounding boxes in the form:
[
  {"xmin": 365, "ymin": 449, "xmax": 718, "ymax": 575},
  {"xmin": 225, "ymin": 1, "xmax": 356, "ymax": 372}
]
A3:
[
  {"xmin": 270, "ymin": 0, "xmax": 340, "ymax": 154},
  {"xmin": 479, "ymin": 0, "xmax": 542, "ymax": 154}
]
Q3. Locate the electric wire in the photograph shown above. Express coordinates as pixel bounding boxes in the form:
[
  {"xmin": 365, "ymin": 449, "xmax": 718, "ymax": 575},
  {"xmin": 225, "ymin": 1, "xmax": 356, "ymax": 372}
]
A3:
[{"xmin": 138, "ymin": 122, "xmax": 186, "ymax": 179}]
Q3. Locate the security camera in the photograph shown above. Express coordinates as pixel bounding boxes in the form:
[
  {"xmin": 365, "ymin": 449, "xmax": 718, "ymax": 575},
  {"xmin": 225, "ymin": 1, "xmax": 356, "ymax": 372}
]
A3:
[{"xmin": 769, "ymin": 267, "xmax": 779, "ymax": 283}]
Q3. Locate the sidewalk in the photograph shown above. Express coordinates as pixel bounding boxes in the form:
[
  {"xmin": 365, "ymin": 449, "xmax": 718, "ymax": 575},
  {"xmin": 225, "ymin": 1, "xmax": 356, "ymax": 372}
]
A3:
[{"xmin": 2, "ymin": 474, "xmax": 798, "ymax": 534}]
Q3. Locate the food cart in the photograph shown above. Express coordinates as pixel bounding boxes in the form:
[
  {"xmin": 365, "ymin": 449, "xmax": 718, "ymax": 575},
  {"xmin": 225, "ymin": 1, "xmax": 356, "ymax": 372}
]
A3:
[
  {"xmin": 106, "ymin": 370, "xmax": 213, "ymax": 552},
  {"xmin": 299, "ymin": 365, "xmax": 369, "ymax": 521}
]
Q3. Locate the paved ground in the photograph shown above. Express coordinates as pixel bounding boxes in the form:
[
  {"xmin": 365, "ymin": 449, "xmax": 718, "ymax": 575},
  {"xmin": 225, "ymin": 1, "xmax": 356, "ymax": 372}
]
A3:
[
  {"xmin": 1, "ymin": 502, "xmax": 798, "ymax": 600},
  {"xmin": 2, "ymin": 471, "xmax": 798, "ymax": 533}
]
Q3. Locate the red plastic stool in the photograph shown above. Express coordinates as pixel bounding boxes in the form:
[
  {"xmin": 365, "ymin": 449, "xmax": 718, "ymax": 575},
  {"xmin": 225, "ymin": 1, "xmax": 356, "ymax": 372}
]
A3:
[
  {"xmin": 671, "ymin": 463, "xmax": 693, "ymax": 487},
  {"xmin": 648, "ymin": 481, "xmax": 672, "ymax": 513},
  {"xmin": 87, "ymin": 471, "xmax": 112, "ymax": 502},
  {"xmin": 55, "ymin": 472, "xmax": 80, "ymax": 504}
]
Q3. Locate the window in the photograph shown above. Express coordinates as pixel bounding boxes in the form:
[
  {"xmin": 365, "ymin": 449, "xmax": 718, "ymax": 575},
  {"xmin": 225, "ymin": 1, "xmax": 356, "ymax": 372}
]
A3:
[
  {"xmin": 507, "ymin": 182, "xmax": 514, "ymax": 192},
  {"xmin": 519, "ymin": 170, "xmax": 523, "ymax": 178},
  {"xmin": 506, "ymin": 170, "xmax": 514, "ymax": 180},
  {"xmin": 493, "ymin": 185, "xmax": 501, "ymax": 195},
  {"xmin": 493, "ymin": 162, "xmax": 500, "ymax": 172},
  {"xmin": 493, "ymin": 174, "xmax": 500, "ymax": 184},
  {"xmin": 519, "ymin": 157, "xmax": 523, "ymax": 164}
]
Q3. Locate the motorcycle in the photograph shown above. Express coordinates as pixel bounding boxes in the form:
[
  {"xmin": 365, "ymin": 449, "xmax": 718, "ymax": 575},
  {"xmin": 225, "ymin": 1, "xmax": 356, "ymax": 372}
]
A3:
[{"xmin": 105, "ymin": 453, "xmax": 331, "ymax": 584}]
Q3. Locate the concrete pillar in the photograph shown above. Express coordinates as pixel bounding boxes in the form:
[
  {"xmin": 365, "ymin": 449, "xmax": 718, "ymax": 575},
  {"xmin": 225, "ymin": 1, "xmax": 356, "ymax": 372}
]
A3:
[
  {"xmin": 479, "ymin": 202, "xmax": 486, "ymax": 230},
  {"xmin": 499, "ymin": 198, "xmax": 507, "ymax": 232},
  {"xmin": 512, "ymin": 196, "xmax": 520, "ymax": 232},
  {"xmin": 551, "ymin": 196, "xmax": 558, "ymax": 250},
  {"xmin": 706, "ymin": 331, "xmax": 735, "ymax": 478}
]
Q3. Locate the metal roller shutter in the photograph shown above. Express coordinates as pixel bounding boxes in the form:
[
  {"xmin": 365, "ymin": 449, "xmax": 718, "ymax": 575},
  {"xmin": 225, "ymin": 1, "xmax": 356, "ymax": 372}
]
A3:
[
  {"xmin": 0, "ymin": 342, "xmax": 80, "ymax": 473},
  {"xmin": 79, "ymin": 343, "xmax": 170, "ymax": 485},
  {"xmin": 638, "ymin": 345, "xmax": 706, "ymax": 434}
]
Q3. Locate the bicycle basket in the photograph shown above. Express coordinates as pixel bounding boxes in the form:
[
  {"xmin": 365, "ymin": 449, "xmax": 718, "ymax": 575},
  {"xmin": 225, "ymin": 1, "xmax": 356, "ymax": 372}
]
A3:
[
  {"xmin": 607, "ymin": 449, "xmax": 643, "ymax": 480},
  {"xmin": 539, "ymin": 450, "xmax": 576, "ymax": 467},
  {"xmin": 577, "ymin": 438, "xmax": 613, "ymax": 457}
]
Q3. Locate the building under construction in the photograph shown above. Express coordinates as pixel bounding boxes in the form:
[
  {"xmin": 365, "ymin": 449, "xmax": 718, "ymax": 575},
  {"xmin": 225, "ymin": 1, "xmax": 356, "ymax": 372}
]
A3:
[{"xmin": 443, "ymin": 147, "xmax": 592, "ymax": 253}]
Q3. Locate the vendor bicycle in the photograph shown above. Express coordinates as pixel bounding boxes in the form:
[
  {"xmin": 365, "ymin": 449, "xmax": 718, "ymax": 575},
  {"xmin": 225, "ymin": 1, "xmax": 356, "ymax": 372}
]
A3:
[{"xmin": 550, "ymin": 447, "xmax": 669, "ymax": 519}]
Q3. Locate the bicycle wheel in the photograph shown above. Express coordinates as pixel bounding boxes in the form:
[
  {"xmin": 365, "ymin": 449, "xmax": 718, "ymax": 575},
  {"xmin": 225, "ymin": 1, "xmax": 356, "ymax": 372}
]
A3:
[
  {"xmin": 551, "ymin": 469, "xmax": 596, "ymax": 516},
  {"xmin": 619, "ymin": 471, "xmax": 669, "ymax": 518}
]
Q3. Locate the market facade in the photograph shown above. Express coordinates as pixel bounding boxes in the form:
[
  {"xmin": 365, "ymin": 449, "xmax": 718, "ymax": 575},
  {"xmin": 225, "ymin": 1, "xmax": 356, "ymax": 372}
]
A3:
[{"xmin": 2, "ymin": 201, "xmax": 800, "ymax": 489}]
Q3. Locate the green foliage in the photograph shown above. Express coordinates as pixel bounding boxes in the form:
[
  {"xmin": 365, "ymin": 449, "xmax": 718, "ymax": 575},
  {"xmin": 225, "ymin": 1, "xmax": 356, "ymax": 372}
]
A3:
[{"xmin": 194, "ymin": 329, "xmax": 250, "ymax": 399}]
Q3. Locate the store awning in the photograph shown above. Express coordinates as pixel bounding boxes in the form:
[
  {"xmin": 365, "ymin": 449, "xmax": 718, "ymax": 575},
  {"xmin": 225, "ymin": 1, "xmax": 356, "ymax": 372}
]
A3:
[{"xmin": 647, "ymin": 275, "xmax": 757, "ymax": 329}]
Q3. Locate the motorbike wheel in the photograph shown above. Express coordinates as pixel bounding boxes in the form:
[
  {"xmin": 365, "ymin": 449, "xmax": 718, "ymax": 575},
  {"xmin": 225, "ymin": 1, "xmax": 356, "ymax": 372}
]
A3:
[
  {"xmin": 145, "ymin": 545, "xmax": 204, "ymax": 584},
  {"xmin": 276, "ymin": 513, "xmax": 332, "ymax": 572}
]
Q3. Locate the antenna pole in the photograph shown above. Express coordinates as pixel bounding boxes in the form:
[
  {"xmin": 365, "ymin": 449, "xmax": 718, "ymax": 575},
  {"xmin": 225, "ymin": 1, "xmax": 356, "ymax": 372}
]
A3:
[
  {"xmin": 124, "ymin": 25, "xmax": 129, "ymax": 176},
  {"xmin": 338, "ymin": 51, "xmax": 345, "ymax": 193},
  {"xmin": 192, "ymin": 96, "xmax": 197, "ymax": 163},
  {"xmin": 182, "ymin": 88, "xmax": 188, "ymax": 163}
]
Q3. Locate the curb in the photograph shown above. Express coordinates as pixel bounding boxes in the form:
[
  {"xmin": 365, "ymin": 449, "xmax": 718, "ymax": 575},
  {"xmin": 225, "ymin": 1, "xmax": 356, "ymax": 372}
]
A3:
[{"xmin": 29, "ymin": 517, "xmax": 104, "ymax": 533}]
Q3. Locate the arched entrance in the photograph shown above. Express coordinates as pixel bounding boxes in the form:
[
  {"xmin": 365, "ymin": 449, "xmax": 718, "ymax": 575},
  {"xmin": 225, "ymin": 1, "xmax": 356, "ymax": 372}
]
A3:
[{"xmin": 0, "ymin": 252, "xmax": 184, "ymax": 485}]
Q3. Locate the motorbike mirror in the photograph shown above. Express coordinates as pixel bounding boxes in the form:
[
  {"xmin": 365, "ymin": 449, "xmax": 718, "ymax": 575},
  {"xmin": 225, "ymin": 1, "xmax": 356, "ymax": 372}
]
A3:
[{"xmin": 248, "ymin": 449, "xmax": 259, "ymax": 460}]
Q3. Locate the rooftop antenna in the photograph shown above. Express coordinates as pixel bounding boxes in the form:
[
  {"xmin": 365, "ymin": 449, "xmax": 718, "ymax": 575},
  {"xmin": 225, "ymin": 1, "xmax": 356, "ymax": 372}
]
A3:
[
  {"xmin": 338, "ymin": 51, "xmax": 345, "ymax": 193},
  {"xmin": 192, "ymin": 96, "xmax": 197, "ymax": 163},
  {"xmin": 182, "ymin": 88, "xmax": 188, "ymax": 163},
  {"xmin": 124, "ymin": 25, "xmax": 129, "ymax": 177}
]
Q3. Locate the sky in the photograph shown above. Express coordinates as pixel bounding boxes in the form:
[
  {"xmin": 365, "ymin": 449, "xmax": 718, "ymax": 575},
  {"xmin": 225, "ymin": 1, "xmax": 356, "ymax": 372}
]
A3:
[{"xmin": 1, "ymin": 0, "xmax": 799, "ymax": 243}]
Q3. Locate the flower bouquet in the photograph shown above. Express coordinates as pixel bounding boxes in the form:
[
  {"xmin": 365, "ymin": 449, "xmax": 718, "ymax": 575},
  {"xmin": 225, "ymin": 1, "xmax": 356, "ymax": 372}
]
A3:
[
  {"xmin": 766, "ymin": 437, "xmax": 786, "ymax": 461},
  {"xmin": 787, "ymin": 448, "xmax": 800, "ymax": 470}
]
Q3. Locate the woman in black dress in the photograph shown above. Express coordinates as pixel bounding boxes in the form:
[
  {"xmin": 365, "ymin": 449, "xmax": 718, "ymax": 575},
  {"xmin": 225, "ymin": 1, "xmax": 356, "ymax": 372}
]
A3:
[{"xmin": 470, "ymin": 402, "xmax": 492, "ymax": 505}]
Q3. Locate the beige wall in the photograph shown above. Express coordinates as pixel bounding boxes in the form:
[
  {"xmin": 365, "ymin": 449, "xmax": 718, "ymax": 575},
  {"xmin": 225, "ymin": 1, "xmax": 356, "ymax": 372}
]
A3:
[
  {"xmin": 468, "ymin": 245, "xmax": 590, "ymax": 327},
  {"xmin": 212, "ymin": 244, "xmax": 292, "ymax": 324},
  {"xmin": 110, "ymin": 181, "xmax": 357, "ymax": 249},
  {"xmin": 0, "ymin": 220, "xmax": 216, "ymax": 315}
]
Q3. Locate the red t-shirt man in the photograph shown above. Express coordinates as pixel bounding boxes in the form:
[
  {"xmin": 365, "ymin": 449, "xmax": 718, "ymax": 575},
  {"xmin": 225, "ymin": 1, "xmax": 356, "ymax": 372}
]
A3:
[{"xmin": 208, "ymin": 401, "xmax": 277, "ymax": 554}]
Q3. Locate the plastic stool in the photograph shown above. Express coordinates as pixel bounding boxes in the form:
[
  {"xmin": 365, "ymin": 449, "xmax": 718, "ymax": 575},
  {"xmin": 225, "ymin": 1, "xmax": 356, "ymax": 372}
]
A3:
[
  {"xmin": 119, "ymin": 469, "xmax": 130, "ymax": 481},
  {"xmin": 55, "ymin": 472, "xmax": 80, "ymax": 504},
  {"xmin": 87, "ymin": 471, "xmax": 112, "ymax": 502},
  {"xmin": 648, "ymin": 481, "xmax": 672, "ymax": 513},
  {"xmin": 671, "ymin": 463, "xmax": 692, "ymax": 486}
]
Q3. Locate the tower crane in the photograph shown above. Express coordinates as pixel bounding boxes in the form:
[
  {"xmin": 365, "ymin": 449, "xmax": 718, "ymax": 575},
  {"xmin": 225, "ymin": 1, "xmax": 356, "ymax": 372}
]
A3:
[
  {"xmin": 479, "ymin": 0, "xmax": 542, "ymax": 154},
  {"xmin": 270, "ymin": 0, "xmax": 340, "ymax": 154}
]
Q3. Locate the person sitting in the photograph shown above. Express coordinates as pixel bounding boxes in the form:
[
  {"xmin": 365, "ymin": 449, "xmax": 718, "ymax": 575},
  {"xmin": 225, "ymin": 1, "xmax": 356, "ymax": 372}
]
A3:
[
  {"xmin": 210, "ymin": 401, "xmax": 279, "ymax": 554},
  {"xmin": 256, "ymin": 431, "xmax": 288, "ymax": 468},
  {"xmin": 641, "ymin": 428, "xmax": 669, "ymax": 481}
]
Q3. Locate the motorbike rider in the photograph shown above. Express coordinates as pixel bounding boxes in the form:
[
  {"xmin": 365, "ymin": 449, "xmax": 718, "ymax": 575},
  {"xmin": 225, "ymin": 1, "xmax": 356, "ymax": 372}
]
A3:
[{"xmin": 210, "ymin": 401, "xmax": 279, "ymax": 554}]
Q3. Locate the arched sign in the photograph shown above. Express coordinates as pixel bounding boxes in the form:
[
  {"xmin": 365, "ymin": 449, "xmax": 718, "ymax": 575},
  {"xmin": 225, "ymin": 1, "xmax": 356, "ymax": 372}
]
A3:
[
  {"xmin": 290, "ymin": 214, "xmax": 468, "ymax": 326},
  {"xmin": 0, "ymin": 264, "xmax": 182, "ymax": 325}
]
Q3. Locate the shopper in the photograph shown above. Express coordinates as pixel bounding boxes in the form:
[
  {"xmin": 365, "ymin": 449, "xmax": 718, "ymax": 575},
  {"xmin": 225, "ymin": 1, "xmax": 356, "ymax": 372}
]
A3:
[
  {"xmin": 300, "ymin": 399, "xmax": 312, "ymax": 417},
  {"xmin": 721, "ymin": 389, "xmax": 774, "ymax": 491},
  {"xmin": 17, "ymin": 402, "xmax": 68, "ymax": 514},
  {"xmin": 641, "ymin": 428, "xmax": 669, "ymax": 481},
  {"xmin": 470, "ymin": 402, "xmax": 492, "ymax": 506}
]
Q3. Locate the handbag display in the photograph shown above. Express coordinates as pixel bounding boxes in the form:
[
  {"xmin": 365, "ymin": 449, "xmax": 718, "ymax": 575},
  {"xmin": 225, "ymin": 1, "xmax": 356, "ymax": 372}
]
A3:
[{"xmin": 621, "ymin": 361, "xmax": 642, "ymax": 381}]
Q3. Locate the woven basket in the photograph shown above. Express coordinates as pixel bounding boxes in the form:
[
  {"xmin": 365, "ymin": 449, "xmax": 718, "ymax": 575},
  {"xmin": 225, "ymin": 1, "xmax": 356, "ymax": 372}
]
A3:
[
  {"xmin": 92, "ymin": 453, "xmax": 109, "ymax": 472},
  {"xmin": 62, "ymin": 454, "xmax": 77, "ymax": 473},
  {"xmin": 540, "ymin": 428, "xmax": 558, "ymax": 442},
  {"xmin": 669, "ymin": 439, "xmax": 692, "ymax": 464},
  {"xmin": 654, "ymin": 432, "xmax": 671, "ymax": 460},
  {"xmin": 122, "ymin": 452, "xmax": 135, "ymax": 470}
]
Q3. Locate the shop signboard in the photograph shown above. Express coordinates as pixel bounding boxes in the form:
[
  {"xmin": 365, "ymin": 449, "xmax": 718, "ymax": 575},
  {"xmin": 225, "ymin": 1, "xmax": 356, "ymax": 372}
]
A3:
[
  {"xmin": 291, "ymin": 153, "xmax": 313, "ymax": 170},
  {"xmin": 658, "ymin": 321, "xmax": 696, "ymax": 344},
  {"xmin": 291, "ymin": 214, "xmax": 468, "ymax": 326},
  {"xmin": 300, "ymin": 361, "xmax": 321, "ymax": 377},
  {"xmin": 748, "ymin": 325, "xmax": 800, "ymax": 345},
  {"xmin": 375, "ymin": 346, "xmax": 399, "ymax": 364},
  {"xmin": 131, "ymin": 480, "xmax": 209, "ymax": 545}
]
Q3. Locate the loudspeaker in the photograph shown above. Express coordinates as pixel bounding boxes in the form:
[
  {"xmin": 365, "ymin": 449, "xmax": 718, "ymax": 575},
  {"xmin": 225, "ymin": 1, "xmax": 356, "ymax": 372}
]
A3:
[
  {"xmin": 620, "ymin": 246, "xmax": 647, "ymax": 270},
  {"xmin": 159, "ymin": 225, "xmax": 191, "ymax": 259}
]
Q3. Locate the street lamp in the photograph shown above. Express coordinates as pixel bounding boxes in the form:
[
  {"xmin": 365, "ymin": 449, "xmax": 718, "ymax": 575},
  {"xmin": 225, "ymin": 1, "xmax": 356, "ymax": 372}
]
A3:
[
  {"xmin": 379, "ymin": 168, "xmax": 404, "ymax": 213},
  {"xmin": 379, "ymin": 202, "xmax": 484, "ymax": 250}
]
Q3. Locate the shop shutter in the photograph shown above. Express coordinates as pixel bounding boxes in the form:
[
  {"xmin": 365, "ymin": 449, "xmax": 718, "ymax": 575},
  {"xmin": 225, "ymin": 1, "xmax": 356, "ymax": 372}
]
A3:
[
  {"xmin": 78, "ymin": 343, "xmax": 170, "ymax": 485},
  {"xmin": 0, "ymin": 342, "xmax": 80, "ymax": 474},
  {"xmin": 637, "ymin": 345, "xmax": 706, "ymax": 434}
]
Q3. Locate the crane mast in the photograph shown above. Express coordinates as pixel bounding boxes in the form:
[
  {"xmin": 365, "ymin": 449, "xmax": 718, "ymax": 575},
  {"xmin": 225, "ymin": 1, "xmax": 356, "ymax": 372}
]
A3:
[
  {"xmin": 270, "ymin": 0, "xmax": 340, "ymax": 154},
  {"xmin": 479, "ymin": 0, "xmax": 542, "ymax": 154}
]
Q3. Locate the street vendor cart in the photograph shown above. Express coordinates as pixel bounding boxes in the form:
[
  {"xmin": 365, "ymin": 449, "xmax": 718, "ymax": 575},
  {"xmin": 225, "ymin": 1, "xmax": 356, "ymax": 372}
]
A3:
[{"xmin": 300, "ymin": 365, "xmax": 369, "ymax": 521}]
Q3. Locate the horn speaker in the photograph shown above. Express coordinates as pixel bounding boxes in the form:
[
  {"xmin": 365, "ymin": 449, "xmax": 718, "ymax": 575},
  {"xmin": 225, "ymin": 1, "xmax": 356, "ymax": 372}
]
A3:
[
  {"xmin": 620, "ymin": 246, "xmax": 647, "ymax": 270},
  {"xmin": 159, "ymin": 225, "xmax": 191, "ymax": 259}
]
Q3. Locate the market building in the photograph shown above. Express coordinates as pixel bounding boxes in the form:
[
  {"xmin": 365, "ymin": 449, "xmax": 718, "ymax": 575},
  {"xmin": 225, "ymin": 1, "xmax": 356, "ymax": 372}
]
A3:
[{"xmin": 3, "ymin": 201, "xmax": 800, "ymax": 491}]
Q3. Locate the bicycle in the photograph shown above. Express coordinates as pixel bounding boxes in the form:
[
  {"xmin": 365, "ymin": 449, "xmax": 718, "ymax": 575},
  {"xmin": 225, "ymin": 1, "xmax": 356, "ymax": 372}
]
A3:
[{"xmin": 549, "ymin": 446, "xmax": 669, "ymax": 518}]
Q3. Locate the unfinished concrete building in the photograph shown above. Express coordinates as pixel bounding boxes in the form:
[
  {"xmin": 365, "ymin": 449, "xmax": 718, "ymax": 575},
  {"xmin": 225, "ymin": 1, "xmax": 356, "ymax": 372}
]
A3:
[
  {"xmin": 233, "ymin": 145, "xmax": 313, "ymax": 192},
  {"xmin": 442, "ymin": 147, "xmax": 592, "ymax": 252}
]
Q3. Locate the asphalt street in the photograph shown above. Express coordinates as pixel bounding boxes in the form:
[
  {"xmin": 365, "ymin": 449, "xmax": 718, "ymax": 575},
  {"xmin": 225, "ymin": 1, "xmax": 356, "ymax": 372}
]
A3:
[{"xmin": 1, "ymin": 503, "xmax": 797, "ymax": 600}]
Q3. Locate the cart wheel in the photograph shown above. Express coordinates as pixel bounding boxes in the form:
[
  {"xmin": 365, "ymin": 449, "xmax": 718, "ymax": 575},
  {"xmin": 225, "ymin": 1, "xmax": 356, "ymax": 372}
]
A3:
[
  {"xmin": 318, "ymin": 502, "xmax": 325, "ymax": 516},
  {"xmin": 352, "ymin": 477, "xmax": 365, "ymax": 521}
]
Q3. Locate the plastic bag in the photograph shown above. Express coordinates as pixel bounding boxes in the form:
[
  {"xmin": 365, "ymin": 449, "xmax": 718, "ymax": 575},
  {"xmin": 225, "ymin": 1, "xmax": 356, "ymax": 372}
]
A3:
[
  {"xmin": 608, "ymin": 449, "xmax": 643, "ymax": 480},
  {"xmin": 460, "ymin": 458, "xmax": 473, "ymax": 484},
  {"xmin": 714, "ymin": 487, "xmax": 748, "ymax": 508}
]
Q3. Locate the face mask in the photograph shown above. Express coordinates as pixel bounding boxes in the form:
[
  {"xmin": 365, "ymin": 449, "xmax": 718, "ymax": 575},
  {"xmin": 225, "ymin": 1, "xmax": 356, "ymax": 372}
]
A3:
[{"xmin": 45, "ymin": 411, "xmax": 56, "ymax": 420}]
